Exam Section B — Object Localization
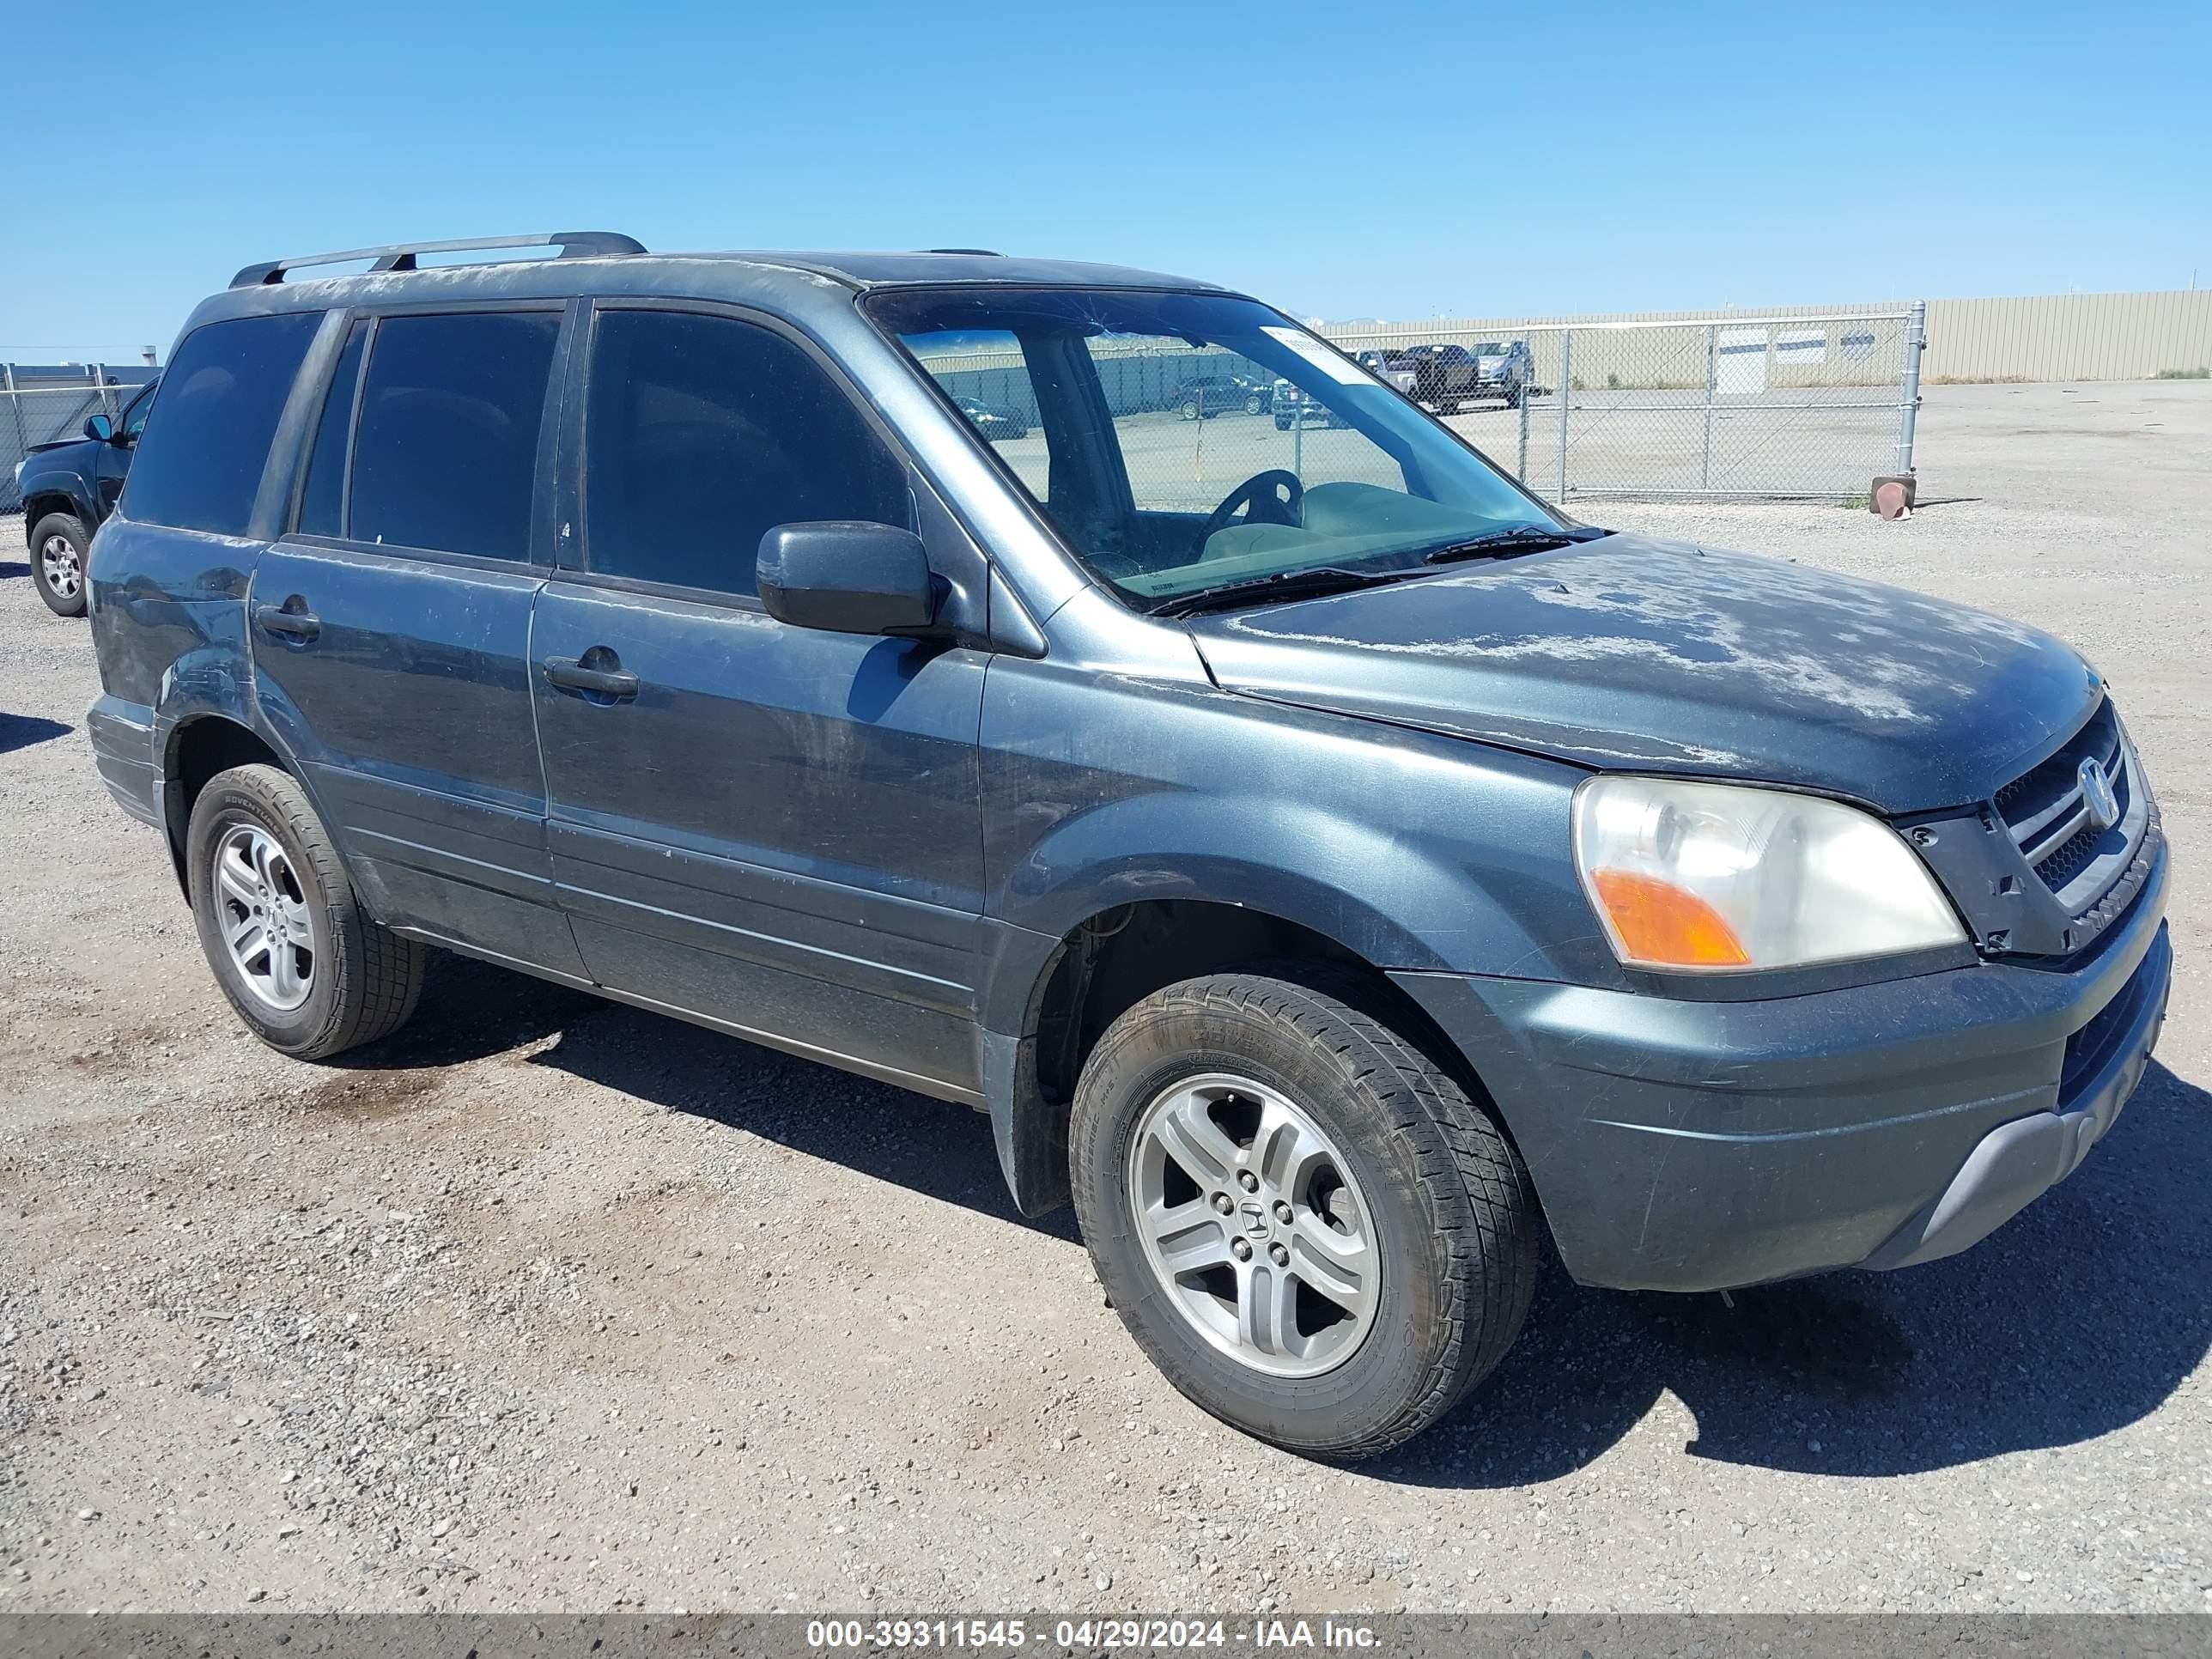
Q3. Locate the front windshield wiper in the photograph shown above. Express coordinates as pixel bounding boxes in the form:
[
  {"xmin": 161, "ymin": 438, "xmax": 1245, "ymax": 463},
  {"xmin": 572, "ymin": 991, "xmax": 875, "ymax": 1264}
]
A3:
[
  {"xmin": 1149, "ymin": 566, "xmax": 1409, "ymax": 619},
  {"xmin": 1421, "ymin": 524, "xmax": 1612, "ymax": 564}
]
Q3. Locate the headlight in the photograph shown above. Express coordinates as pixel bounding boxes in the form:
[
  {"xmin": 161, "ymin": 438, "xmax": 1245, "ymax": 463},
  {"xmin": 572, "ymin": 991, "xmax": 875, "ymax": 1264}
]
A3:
[{"xmin": 1572, "ymin": 776, "xmax": 1966, "ymax": 973}]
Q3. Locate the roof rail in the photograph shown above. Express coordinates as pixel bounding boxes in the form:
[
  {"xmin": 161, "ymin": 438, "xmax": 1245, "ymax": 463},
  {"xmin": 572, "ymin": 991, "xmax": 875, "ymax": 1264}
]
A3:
[
  {"xmin": 230, "ymin": 231, "xmax": 646, "ymax": 289},
  {"xmin": 920, "ymin": 247, "xmax": 1004, "ymax": 257}
]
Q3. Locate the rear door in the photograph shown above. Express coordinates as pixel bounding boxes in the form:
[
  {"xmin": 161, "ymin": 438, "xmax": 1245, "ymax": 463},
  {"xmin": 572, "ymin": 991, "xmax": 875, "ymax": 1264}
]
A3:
[
  {"xmin": 250, "ymin": 303, "xmax": 590, "ymax": 979},
  {"xmin": 532, "ymin": 302, "xmax": 988, "ymax": 1099}
]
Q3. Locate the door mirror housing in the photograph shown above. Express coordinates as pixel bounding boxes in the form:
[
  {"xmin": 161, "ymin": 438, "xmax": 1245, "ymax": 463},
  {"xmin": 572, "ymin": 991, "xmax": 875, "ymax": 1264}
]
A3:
[
  {"xmin": 757, "ymin": 521, "xmax": 940, "ymax": 636},
  {"xmin": 83, "ymin": 414, "xmax": 115, "ymax": 442}
]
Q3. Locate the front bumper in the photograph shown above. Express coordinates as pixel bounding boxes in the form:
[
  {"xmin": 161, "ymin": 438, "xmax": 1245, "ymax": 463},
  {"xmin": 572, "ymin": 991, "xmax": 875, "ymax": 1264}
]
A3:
[{"xmin": 1393, "ymin": 846, "xmax": 2171, "ymax": 1292}]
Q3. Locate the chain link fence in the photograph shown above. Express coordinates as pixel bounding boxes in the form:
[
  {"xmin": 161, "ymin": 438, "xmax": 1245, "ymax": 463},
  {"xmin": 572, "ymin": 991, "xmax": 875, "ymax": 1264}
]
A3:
[
  {"xmin": 2, "ymin": 367, "xmax": 157, "ymax": 515},
  {"xmin": 1325, "ymin": 307, "xmax": 1925, "ymax": 501}
]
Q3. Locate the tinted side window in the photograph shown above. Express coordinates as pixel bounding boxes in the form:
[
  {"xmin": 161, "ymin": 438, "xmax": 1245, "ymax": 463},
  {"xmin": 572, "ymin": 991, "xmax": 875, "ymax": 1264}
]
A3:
[
  {"xmin": 349, "ymin": 312, "xmax": 560, "ymax": 560},
  {"xmin": 121, "ymin": 312, "xmax": 319, "ymax": 536},
  {"xmin": 584, "ymin": 309, "xmax": 906, "ymax": 596},
  {"xmin": 122, "ymin": 382, "xmax": 157, "ymax": 440},
  {"xmin": 295, "ymin": 319, "xmax": 368, "ymax": 538}
]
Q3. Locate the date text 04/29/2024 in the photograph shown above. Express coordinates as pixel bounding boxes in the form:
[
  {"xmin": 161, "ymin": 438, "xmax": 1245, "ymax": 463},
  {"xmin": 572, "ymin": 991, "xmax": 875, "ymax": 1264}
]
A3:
[{"xmin": 805, "ymin": 1618, "xmax": 1382, "ymax": 1650}]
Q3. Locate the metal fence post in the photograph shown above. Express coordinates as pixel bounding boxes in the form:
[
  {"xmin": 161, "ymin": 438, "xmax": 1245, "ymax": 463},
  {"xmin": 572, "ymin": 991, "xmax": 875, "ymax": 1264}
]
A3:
[
  {"xmin": 1555, "ymin": 329, "xmax": 1572, "ymax": 499},
  {"xmin": 1515, "ymin": 362, "xmax": 1532, "ymax": 479},
  {"xmin": 3, "ymin": 365, "xmax": 26, "ymax": 515},
  {"xmin": 1699, "ymin": 325, "xmax": 1718, "ymax": 489},
  {"xmin": 1893, "ymin": 299, "xmax": 1928, "ymax": 477}
]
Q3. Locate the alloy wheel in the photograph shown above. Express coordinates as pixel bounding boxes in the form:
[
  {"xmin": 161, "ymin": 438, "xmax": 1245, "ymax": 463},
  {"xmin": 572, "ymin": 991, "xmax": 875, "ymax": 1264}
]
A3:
[
  {"xmin": 1127, "ymin": 1073, "xmax": 1379, "ymax": 1378},
  {"xmin": 211, "ymin": 823, "xmax": 316, "ymax": 1011},
  {"xmin": 40, "ymin": 534, "xmax": 83, "ymax": 602}
]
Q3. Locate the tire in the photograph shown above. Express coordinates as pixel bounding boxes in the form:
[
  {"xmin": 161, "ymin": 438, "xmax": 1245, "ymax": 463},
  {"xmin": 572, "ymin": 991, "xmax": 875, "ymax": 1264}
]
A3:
[
  {"xmin": 1069, "ymin": 969, "xmax": 1538, "ymax": 1459},
  {"xmin": 1274, "ymin": 416, "xmax": 1292, "ymax": 432},
  {"xmin": 1243, "ymin": 393, "xmax": 1264, "ymax": 415},
  {"xmin": 185, "ymin": 763, "xmax": 425, "ymax": 1059},
  {"xmin": 29, "ymin": 512, "xmax": 91, "ymax": 618},
  {"xmin": 1179, "ymin": 398, "xmax": 1201, "ymax": 422}
]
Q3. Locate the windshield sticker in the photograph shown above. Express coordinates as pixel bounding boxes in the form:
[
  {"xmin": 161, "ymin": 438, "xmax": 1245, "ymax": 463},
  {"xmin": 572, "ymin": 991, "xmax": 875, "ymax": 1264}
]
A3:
[{"xmin": 1261, "ymin": 325, "xmax": 1368, "ymax": 386}]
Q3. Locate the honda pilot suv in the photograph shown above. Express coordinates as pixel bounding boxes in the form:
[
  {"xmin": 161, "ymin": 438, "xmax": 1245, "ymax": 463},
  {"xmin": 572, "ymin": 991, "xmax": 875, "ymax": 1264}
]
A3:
[{"xmin": 86, "ymin": 234, "xmax": 2171, "ymax": 1460}]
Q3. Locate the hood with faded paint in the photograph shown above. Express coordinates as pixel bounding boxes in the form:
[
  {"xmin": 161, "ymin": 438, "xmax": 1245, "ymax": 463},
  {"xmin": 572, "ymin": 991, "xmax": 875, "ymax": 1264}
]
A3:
[{"xmin": 1185, "ymin": 535, "xmax": 2100, "ymax": 812}]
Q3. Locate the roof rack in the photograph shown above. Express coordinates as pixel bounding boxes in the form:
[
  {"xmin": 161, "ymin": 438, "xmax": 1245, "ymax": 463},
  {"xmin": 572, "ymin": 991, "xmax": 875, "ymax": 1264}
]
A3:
[
  {"xmin": 919, "ymin": 247, "xmax": 1003, "ymax": 257},
  {"xmin": 230, "ymin": 231, "xmax": 646, "ymax": 289}
]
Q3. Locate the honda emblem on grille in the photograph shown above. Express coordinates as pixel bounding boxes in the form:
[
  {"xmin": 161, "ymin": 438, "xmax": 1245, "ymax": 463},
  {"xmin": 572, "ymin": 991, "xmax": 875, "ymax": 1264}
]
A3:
[{"xmin": 2078, "ymin": 757, "xmax": 2120, "ymax": 833}]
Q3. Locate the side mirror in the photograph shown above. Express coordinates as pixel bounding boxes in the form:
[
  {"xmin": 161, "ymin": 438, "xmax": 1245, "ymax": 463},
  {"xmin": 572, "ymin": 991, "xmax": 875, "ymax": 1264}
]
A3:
[
  {"xmin": 83, "ymin": 414, "xmax": 114, "ymax": 442},
  {"xmin": 757, "ymin": 521, "xmax": 939, "ymax": 636}
]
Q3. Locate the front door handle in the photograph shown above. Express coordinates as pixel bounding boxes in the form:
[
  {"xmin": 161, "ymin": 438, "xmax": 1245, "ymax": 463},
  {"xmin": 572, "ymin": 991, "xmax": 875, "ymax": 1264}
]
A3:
[
  {"xmin": 543, "ymin": 653, "xmax": 640, "ymax": 700},
  {"xmin": 252, "ymin": 599, "xmax": 320, "ymax": 641}
]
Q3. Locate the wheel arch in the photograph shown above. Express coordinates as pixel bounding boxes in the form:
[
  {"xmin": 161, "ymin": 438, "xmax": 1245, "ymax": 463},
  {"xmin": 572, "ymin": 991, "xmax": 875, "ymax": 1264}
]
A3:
[
  {"xmin": 21, "ymin": 489, "xmax": 88, "ymax": 536},
  {"xmin": 156, "ymin": 709, "xmax": 359, "ymax": 918},
  {"xmin": 980, "ymin": 894, "xmax": 1510, "ymax": 1218}
]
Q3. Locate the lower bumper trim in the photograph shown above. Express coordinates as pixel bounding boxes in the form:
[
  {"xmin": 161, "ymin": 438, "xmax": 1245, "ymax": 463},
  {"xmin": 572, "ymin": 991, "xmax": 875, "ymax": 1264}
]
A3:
[{"xmin": 1862, "ymin": 924, "xmax": 2170, "ymax": 1271}]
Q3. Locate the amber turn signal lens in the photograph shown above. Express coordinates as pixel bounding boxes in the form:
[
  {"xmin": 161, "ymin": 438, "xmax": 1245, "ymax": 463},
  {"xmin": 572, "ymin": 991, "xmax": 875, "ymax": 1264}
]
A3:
[{"xmin": 1589, "ymin": 869, "xmax": 1752, "ymax": 968}]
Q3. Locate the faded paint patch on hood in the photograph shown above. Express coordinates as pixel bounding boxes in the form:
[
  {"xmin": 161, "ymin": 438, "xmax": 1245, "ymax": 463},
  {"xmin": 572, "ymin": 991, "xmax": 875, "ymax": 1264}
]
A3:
[{"xmin": 1186, "ymin": 534, "xmax": 2100, "ymax": 811}]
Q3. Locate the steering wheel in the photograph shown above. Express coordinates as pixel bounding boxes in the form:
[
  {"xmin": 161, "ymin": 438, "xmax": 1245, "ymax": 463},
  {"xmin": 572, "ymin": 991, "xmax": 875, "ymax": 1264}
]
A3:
[{"xmin": 1200, "ymin": 469, "xmax": 1304, "ymax": 544}]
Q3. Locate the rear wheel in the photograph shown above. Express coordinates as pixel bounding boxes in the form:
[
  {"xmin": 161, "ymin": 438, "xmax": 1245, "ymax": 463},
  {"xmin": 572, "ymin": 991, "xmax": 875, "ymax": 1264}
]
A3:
[
  {"xmin": 185, "ymin": 763, "xmax": 425, "ymax": 1059},
  {"xmin": 1070, "ymin": 969, "xmax": 1538, "ymax": 1459},
  {"xmin": 28, "ymin": 512, "xmax": 91, "ymax": 617},
  {"xmin": 1179, "ymin": 398, "xmax": 1202, "ymax": 421}
]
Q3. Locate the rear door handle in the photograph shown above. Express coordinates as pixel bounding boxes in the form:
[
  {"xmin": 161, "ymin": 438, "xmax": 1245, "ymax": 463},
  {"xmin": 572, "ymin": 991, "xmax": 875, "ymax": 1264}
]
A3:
[
  {"xmin": 543, "ymin": 654, "xmax": 640, "ymax": 700},
  {"xmin": 252, "ymin": 599, "xmax": 320, "ymax": 641}
]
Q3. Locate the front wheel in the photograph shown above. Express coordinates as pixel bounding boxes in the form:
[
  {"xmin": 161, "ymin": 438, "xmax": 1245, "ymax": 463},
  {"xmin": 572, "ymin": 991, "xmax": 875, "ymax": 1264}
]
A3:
[
  {"xmin": 1070, "ymin": 970, "xmax": 1538, "ymax": 1459},
  {"xmin": 29, "ymin": 512, "xmax": 91, "ymax": 617},
  {"xmin": 1243, "ymin": 393, "xmax": 1265, "ymax": 415},
  {"xmin": 1273, "ymin": 415, "xmax": 1292, "ymax": 431},
  {"xmin": 186, "ymin": 763, "xmax": 426, "ymax": 1059}
]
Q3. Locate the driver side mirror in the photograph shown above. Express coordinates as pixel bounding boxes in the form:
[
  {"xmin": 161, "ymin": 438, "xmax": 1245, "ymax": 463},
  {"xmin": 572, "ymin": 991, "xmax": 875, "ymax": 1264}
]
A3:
[
  {"xmin": 83, "ymin": 414, "xmax": 115, "ymax": 442},
  {"xmin": 757, "ymin": 521, "xmax": 940, "ymax": 636}
]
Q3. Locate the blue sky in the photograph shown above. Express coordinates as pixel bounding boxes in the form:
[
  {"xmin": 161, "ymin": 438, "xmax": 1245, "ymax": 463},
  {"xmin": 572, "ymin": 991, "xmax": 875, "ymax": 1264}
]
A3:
[{"xmin": 5, "ymin": 0, "xmax": 2206, "ymax": 362}]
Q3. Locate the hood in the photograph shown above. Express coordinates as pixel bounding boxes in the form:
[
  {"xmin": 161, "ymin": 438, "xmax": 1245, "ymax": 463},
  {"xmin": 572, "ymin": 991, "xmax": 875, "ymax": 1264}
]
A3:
[{"xmin": 1185, "ymin": 534, "xmax": 2100, "ymax": 813}]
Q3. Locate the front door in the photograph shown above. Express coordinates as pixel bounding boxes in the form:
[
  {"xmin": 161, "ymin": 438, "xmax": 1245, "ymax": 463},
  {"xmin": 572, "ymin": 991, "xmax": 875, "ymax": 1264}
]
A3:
[
  {"xmin": 251, "ymin": 305, "xmax": 589, "ymax": 979},
  {"xmin": 532, "ymin": 304, "xmax": 988, "ymax": 1099}
]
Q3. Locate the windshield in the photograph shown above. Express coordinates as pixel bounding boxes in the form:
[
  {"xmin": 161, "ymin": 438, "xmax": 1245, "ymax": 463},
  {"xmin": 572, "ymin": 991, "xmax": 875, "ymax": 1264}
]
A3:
[{"xmin": 863, "ymin": 288, "xmax": 1562, "ymax": 608}]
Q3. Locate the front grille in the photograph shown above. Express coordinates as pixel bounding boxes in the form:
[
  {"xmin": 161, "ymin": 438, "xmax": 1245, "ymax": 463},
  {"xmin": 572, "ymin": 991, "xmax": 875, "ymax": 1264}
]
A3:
[{"xmin": 1993, "ymin": 697, "xmax": 2142, "ymax": 913}]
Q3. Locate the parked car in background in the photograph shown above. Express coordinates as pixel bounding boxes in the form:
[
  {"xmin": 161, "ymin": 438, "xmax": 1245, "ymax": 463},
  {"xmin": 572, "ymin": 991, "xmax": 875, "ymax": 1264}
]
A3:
[
  {"xmin": 1170, "ymin": 373, "xmax": 1269, "ymax": 419},
  {"xmin": 87, "ymin": 234, "xmax": 2169, "ymax": 1462},
  {"xmin": 15, "ymin": 375, "xmax": 159, "ymax": 617},
  {"xmin": 1468, "ymin": 338, "xmax": 1536, "ymax": 407},
  {"xmin": 1270, "ymin": 378, "xmax": 1346, "ymax": 429},
  {"xmin": 1352, "ymin": 348, "xmax": 1421, "ymax": 397},
  {"xmin": 1393, "ymin": 342, "xmax": 1484, "ymax": 413},
  {"xmin": 954, "ymin": 395, "xmax": 1029, "ymax": 441}
]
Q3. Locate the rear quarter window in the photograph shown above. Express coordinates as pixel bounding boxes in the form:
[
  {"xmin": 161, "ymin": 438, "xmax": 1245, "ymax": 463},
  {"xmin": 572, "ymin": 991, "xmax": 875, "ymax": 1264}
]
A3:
[{"xmin": 121, "ymin": 312, "xmax": 320, "ymax": 537}]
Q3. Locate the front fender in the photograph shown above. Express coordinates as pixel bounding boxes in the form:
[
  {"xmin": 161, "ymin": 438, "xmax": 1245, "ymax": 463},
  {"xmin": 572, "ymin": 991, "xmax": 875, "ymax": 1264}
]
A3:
[
  {"xmin": 17, "ymin": 459, "xmax": 96, "ymax": 526},
  {"xmin": 977, "ymin": 661, "xmax": 1618, "ymax": 1033}
]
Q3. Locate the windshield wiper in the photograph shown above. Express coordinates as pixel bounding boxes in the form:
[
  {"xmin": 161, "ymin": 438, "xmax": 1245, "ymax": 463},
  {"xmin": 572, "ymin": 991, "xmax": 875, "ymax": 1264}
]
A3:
[
  {"xmin": 1421, "ymin": 524, "xmax": 1612, "ymax": 564},
  {"xmin": 1149, "ymin": 566, "xmax": 1407, "ymax": 618}
]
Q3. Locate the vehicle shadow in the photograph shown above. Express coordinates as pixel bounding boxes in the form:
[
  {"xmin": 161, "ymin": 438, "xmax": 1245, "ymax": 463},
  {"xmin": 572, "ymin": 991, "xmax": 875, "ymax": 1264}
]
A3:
[
  {"xmin": 1373, "ymin": 1055, "xmax": 2211, "ymax": 1487},
  {"xmin": 0, "ymin": 712, "xmax": 71, "ymax": 755},
  {"xmin": 0, "ymin": 561, "xmax": 28, "ymax": 581},
  {"xmin": 525, "ymin": 986, "xmax": 1082, "ymax": 1243},
  {"xmin": 337, "ymin": 950, "xmax": 600, "ymax": 1070},
  {"xmin": 366, "ymin": 952, "xmax": 2207, "ymax": 1480}
]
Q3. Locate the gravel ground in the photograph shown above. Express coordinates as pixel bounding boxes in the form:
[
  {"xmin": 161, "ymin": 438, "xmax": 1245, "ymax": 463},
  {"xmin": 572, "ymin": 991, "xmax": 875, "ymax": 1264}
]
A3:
[{"xmin": 2, "ymin": 381, "xmax": 2208, "ymax": 1615}]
